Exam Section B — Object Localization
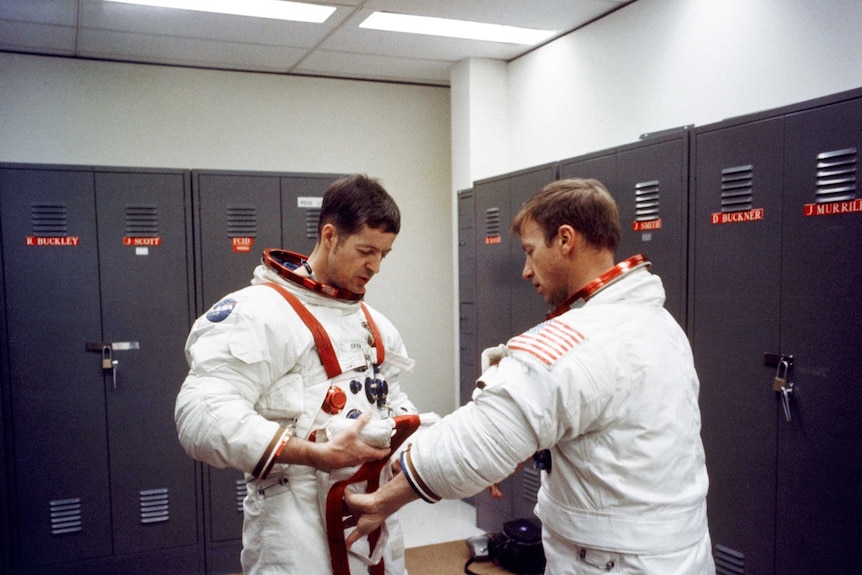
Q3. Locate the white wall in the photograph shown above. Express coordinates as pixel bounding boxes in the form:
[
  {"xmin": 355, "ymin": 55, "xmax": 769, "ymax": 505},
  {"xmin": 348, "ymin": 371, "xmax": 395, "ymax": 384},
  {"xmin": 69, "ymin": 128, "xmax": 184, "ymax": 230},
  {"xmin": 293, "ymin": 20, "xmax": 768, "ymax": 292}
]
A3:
[
  {"xmin": 457, "ymin": 0, "xmax": 862, "ymax": 184},
  {"xmin": 0, "ymin": 52, "xmax": 455, "ymax": 416}
]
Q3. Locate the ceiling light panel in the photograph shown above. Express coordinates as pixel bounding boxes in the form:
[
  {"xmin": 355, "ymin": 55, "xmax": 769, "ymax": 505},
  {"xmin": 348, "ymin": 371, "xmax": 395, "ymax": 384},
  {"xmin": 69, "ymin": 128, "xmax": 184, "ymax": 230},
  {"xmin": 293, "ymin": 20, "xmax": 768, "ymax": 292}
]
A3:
[
  {"xmin": 103, "ymin": 0, "xmax": 336, "ymax": 23},
  {"xmin": 359, "ymin": 12, "xmax": 556, "ymax": 45}
]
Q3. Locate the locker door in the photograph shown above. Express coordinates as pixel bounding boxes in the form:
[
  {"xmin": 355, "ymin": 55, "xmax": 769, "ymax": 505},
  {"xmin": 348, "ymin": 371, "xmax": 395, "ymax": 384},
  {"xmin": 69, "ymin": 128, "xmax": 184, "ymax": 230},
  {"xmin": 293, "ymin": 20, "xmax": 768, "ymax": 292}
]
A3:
[
  {"xmin": 192, "ymin": 172, "xmax": 283, "ymax": 570},
  {"xmin": 0, "ymin": 167, "xmax": 113, "ymax": 566},
  {"xmin": 473, "ymin": 175, "xmax": 515, "ymax": 531},
  {"xmin": 509, "ymin": 163, "xmax": 559, "ymax": 334},
  {"xmin": 775, "ymin": 98, "xmax": 862, "ymax": 573},
  {"xmin": 691, "ymin": 117, "xmax": 784, "ymax": 574},
  {"xmin": 281, "ymin": 175, "xmax": 340, "ymax": 256},
  {"xmin": 617, "ymin": 135, "xmax": 688, "ymax": 324},
  {"xmin": 94, "ymin": 171, "xmax": 198, "ymax": 556}
]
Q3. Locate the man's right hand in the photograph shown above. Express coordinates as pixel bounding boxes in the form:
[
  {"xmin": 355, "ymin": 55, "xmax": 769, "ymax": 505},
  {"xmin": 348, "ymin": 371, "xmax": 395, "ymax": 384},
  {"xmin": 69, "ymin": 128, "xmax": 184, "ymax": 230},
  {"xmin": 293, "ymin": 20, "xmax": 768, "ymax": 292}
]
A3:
[{"xmin": 280, "ymin": 412, "xmax": 391, "ymax": 470}]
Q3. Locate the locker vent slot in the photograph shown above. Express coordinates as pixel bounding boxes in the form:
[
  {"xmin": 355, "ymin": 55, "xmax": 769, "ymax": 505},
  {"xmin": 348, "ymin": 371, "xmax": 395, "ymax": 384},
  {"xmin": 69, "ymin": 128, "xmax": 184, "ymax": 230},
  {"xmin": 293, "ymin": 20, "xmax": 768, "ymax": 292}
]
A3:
[
  {"xmin": 235, "ymin": 479, "xmax": 248, "ymax": 512},
  {"xmin": 50, "ymin": 498, "xmax": 83, "ymax": 535},
  {"xmin": 634, "ymin": 180, "xmax": 660, "ymax": 221},
  {"xmin": 305, "ymin": 208, "xmax": 320, "ymax": 240},
  {"xmin": 484, "ymin": 207, "xmax": 501, "ymax": 242},
  {"xmin": 125, "ymin": 204, "xmax": 159, "ymax": 236},
  {"xmin": 31, "ymin": 203, "xmax": 68, "ymax": 236},
  {"xmin": 714, "ymin": 544, "xmax": 744, "ymax": 574},
  {"xmin": 815, "ymin": 147, "xmax": 857, "ymax": 203},
  {"xmin": 227, "ymin": 206, "xmax": 257, "ymax": 237},
  {"xmin": 720, "ymin": 165, "xmax": 753, "ymax": 212},
  {"xmin": 522, "ymin": 466, "xmax": 541, "ymax": 505},
  {"xmin": 139, "ymin": 488, "xmax": 170, "ymax": 524}
]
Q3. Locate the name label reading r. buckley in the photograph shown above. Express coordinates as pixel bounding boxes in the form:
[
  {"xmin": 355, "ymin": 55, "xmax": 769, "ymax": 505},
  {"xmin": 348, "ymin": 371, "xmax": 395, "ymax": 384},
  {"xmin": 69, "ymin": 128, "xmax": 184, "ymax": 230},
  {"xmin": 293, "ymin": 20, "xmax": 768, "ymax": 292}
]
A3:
[{"xmin": 26, "ymin": 236, "xmax": 80, "ymax": 246}]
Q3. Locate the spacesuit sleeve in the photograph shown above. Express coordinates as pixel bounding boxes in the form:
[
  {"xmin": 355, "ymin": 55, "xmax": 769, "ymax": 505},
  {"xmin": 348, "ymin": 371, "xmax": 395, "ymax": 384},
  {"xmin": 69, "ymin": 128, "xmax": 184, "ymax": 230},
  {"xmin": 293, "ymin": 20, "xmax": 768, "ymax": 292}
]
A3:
[
  {"xmin": 400, "ymin": 355, "xmax": 559, "ymax": 501},
  {"xmin": 174, "ymin": 290, "xmax": 299, "ymax": 477}
]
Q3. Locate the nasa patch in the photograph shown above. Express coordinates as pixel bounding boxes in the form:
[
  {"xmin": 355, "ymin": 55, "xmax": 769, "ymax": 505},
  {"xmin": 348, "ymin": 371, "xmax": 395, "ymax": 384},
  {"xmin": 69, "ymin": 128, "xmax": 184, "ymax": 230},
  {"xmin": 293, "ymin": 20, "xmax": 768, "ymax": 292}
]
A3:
[{"xmin": 206, "ymin": 298, "xmax": 237, "ymax": 323}]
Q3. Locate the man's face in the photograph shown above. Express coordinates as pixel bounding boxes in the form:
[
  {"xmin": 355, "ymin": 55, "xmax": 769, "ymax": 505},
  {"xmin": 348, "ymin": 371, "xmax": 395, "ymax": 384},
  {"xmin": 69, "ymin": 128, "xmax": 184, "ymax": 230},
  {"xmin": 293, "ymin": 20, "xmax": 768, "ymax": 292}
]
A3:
[
  {"xmin": 325, "ymin": 224, "xmax": 396, "ymax": 295},
  {"xmin": 519, "ymin": 217, "xmax": 568, "ymax": 306}
]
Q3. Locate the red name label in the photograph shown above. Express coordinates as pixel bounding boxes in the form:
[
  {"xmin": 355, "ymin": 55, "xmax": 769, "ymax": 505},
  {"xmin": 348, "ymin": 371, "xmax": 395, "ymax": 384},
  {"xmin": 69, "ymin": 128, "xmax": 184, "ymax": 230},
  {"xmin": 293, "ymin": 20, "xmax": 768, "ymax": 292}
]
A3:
[
  {"xmin": 232, "ymin": 237, "xmax": 254, "ymax": 252},
  {"xmin": 710, "ymin": 208, "xmax": 764, "ymax": 225},
  {"xmin": 485, "ymin": 236, "xmax": 502, "ymax": 245},
  {"xmin": 803, "ymin": 199, "xmax": 862, "ymax": 217},
  {"xmin": 26, "ymin": 236, "xmax": 80, "ymax": 246},
  {"xmin": 123, "ymin": 237, "xmax": 162, "ymax": 246},
  {"xmin": 633, "ymin": 219, "xmax": 662, "ymax": 231}
]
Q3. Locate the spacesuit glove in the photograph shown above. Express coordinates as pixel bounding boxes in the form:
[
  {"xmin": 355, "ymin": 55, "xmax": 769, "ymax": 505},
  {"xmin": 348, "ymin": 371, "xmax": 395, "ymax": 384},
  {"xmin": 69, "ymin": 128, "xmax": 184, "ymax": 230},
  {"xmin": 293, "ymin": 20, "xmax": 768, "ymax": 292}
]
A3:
[
  {"xmin": 324, "ymin": 417, "xmax": 395, "ymax": 449},
  {"xmin": 481, "ymin": 343, "xmax": 509, "ymax": 372},
  {"xmin": 473, "ymin": 344, "xmax": 510, "ymax": 399}
]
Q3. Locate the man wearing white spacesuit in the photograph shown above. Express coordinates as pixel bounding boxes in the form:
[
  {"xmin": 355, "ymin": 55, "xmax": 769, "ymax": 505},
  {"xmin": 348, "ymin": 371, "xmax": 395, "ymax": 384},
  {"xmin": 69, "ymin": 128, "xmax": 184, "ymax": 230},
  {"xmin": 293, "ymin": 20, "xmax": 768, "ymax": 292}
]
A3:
[
  {"xmin": 346, "ymin": 178, "xmax": 716, "ymax": 574},
  {"xmin": 175, "ymin": 174, "xmax": 420, "ymax": 575}
]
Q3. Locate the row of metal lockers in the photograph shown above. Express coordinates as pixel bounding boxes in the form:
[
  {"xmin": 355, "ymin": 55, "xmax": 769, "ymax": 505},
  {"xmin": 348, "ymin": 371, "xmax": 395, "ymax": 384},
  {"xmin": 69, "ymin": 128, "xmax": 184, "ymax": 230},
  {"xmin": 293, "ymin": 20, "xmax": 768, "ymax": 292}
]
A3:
[
  {"xmin": 459, "ymin": 87, "xmax": 862, "ymax": 575},
  {"xmin": 0, "ymin": 169, "xmax": 342, "ymax": 575}
]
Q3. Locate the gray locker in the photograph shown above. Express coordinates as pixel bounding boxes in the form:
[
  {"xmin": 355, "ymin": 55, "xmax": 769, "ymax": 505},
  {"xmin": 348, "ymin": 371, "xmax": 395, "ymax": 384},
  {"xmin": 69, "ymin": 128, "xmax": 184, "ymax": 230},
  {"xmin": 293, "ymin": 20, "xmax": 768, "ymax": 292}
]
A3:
[
  {"xmin": 191, "ymin": 170, "xmax": 340, "ymax": 574},
  {"xmin": 691, "ymin": 90, "xmax": 862, "ymax": 574},
  {"xmin": 471, "ymin": 163, "xmax": 557, "ymax": 532},
  {"xmin": 0, "ymin": 165, "xmax": 201, "ymax": 574}
]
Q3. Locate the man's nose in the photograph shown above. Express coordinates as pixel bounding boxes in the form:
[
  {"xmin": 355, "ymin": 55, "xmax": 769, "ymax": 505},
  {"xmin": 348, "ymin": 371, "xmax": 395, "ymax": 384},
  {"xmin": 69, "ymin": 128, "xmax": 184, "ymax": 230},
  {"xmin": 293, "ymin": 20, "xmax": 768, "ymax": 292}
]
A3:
[{"xmin": 522, "ymin": 259, "xmax": 533, "ymax": 279}]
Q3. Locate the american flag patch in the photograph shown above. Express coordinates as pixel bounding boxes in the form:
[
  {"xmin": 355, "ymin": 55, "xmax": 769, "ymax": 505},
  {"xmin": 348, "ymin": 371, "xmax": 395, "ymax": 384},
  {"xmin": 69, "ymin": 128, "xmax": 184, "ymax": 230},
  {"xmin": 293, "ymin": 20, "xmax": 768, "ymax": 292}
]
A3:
[{"xmin": 508, "ymin": 319, "xmax": 585, "ymax": 367}]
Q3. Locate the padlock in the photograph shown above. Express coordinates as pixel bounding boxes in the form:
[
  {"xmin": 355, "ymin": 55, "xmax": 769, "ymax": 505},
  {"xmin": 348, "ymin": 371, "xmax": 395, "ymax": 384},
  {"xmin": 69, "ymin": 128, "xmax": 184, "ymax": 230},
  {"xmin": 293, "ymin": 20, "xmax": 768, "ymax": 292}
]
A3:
[{"xmin": 102, "ymin": 346, "xmax": 113, "ymax": 370}]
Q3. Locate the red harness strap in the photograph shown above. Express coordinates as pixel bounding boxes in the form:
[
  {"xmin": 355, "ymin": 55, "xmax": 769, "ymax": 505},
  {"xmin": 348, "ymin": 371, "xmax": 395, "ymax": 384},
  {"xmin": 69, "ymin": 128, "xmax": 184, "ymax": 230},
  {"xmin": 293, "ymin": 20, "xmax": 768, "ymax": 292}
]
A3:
[
  {"xmin": 325, "ymin": 414, "xmax": 421, "ymax": 575},
  {"xmin": 264, "ymin": 282, "xmax": 383, "ymax": 377}
]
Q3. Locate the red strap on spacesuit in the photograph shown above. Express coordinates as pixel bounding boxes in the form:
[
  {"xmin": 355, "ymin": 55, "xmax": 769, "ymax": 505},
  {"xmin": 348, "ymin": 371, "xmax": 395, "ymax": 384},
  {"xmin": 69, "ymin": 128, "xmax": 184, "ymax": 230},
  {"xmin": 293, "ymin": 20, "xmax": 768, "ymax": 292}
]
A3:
[
  {"xmin": 264, "ymin": 283, "xmax": 384, "ymax": 378},
  {"xmin": 360, "ymin": 302, "xmax": 384, "ymax": 366},
  {"xmin": 265, "ymin": 282, "xmax": 342, "ymax": 378},
  {"xmin": 325, "ymin": 414, "xmax": 421, "ymax": 575}
]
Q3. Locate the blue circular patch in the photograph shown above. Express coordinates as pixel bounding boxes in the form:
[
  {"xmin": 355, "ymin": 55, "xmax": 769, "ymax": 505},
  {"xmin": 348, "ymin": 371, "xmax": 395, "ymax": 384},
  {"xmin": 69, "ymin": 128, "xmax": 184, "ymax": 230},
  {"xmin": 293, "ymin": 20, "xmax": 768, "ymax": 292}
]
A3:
[{"xmin": 206, "ymin": 298, "xmax": 237, "ymax": 323}]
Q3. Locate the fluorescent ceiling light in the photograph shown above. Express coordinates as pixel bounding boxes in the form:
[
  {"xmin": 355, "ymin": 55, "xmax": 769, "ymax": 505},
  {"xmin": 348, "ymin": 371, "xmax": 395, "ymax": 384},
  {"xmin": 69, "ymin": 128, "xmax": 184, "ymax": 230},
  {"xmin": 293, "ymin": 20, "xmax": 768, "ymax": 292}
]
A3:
[
  {"xmin": 104, "ymin": 0, "xmax": 336, "ymax": 23},
  {"xmin": 360, "ymin": 12, "xmax": 556, "ymax": 45}
]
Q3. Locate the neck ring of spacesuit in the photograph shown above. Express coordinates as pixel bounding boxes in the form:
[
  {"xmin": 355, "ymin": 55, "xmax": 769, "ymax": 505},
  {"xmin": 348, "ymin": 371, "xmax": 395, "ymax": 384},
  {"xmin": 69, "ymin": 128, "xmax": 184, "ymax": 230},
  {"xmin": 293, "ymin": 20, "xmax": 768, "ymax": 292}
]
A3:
[
  {"xmin": 261, "ymin": 248, "xmax": 364, "ymax": 301},
  {"xmin": 549, "ymin": 254, "xmax": 651, "ymax": 319}
]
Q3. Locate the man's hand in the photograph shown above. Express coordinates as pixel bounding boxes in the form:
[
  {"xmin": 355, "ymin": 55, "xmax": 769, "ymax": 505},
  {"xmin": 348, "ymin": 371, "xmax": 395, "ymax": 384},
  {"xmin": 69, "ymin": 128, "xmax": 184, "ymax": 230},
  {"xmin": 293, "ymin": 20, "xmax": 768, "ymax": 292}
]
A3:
[
  {"xmin": 344, "ymin": 473, "xmax": 420, "ymax": 548},
  {"xmin": 280, "ymin": 412, "xmax": 391, "ymax": 470}
]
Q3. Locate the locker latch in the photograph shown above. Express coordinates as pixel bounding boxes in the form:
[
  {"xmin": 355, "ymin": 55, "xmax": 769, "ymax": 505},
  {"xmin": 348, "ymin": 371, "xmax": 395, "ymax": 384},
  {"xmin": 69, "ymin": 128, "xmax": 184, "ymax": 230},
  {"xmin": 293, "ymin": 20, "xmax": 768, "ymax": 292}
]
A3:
[
  {"xmin": 86, "ymin": 341, "xmax": 139, "ymax": 389},
  {"xmin": 763, "ymin": 352, "xmax": 794, "ymax": 422}
]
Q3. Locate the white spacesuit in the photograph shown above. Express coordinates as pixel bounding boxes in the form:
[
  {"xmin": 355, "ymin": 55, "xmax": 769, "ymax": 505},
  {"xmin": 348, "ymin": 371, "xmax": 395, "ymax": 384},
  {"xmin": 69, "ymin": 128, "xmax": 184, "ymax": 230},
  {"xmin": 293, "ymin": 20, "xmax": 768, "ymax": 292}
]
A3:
[
  {"xmin": 175, "ymin": 250, "xmax": 418, "ymax": 575},
  {"xmin": 400, "ymin": 257, "xmax": 715, "ymax": 574}
]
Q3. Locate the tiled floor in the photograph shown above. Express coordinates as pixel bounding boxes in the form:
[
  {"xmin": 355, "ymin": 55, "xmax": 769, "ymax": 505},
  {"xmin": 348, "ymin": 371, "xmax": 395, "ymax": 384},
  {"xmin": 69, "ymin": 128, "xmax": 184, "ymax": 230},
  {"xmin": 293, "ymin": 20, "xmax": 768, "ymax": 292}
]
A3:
[{"xmin": 398, "ymin": 498, "xmax": 485, "ymax": 548}]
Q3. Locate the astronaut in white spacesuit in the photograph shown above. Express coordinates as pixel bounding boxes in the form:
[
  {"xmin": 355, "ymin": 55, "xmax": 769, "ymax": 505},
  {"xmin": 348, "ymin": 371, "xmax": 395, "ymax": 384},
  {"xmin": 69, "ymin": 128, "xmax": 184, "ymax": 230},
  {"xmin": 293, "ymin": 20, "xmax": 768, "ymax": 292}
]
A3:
[
  {"xmin": 346, "ymin": 178, "xmax": 716, "ymax": 575},
  {"xmin": 175, "ymin": 174, "xmax": 420, "ymax": 575}
]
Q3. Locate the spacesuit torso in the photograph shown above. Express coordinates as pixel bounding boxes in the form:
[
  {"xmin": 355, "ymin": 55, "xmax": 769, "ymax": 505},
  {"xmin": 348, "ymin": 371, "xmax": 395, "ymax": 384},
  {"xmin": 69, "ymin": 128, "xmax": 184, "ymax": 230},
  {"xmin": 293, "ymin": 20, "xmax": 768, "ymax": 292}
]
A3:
[
  {"xmin": 399, "ymin": 257, "xmax": 713, "ymax": 574},
  {"xmin": 175, "ymin": 250, "xmax": 417, "ymax": 575}
]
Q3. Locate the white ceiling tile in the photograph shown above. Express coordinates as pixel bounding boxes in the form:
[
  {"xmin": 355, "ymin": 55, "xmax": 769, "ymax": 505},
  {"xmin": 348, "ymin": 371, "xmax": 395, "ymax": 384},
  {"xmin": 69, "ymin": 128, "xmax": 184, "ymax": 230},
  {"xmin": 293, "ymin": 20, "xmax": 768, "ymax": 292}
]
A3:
[{"xmin": 3, "ymin": 0, "xmax": 637, "ymax": 85}]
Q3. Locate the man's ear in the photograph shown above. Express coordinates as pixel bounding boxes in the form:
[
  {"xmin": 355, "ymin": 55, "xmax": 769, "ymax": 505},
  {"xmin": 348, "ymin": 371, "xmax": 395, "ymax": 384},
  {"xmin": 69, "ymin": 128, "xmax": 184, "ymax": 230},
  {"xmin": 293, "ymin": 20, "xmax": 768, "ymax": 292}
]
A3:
[
  {"xmin": 556, "ymin": 224, "xmax": 579, "ymax": 255},
  {"xmin": 320, "ymin": 223, "xmax": 338, "ymax": 248}
]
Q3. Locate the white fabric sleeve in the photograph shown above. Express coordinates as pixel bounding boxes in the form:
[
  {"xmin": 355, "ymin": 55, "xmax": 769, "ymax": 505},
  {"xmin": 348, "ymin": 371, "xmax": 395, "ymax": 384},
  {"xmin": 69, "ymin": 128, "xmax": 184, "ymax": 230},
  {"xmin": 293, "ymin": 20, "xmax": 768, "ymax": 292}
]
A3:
[{"xmin": 402, "ymin": 355, "xmax": 559, "ymax": 501}]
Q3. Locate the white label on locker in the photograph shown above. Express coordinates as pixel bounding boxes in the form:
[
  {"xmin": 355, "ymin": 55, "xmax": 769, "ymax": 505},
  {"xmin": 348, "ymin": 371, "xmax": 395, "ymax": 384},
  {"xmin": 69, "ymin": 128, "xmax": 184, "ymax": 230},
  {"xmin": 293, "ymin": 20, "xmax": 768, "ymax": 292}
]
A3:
[
  {"xmin": 297, "ymin": 196, "xmax": 323, "ymax": 208},
  {"xmin": 136, "ymin": 247, "xmax": 149, "ymax": 256}
]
